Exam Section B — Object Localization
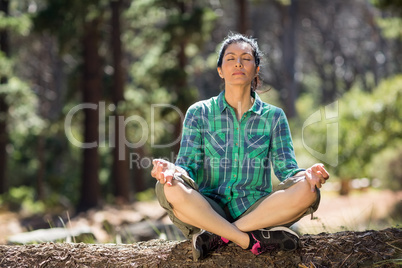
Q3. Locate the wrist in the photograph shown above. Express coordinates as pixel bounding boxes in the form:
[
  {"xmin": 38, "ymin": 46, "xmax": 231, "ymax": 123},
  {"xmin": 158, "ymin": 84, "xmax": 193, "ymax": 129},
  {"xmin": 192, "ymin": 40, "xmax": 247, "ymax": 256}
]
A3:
[{"xmin": 174, "ymin": 165, "xmax": 189, "ymax": 177}]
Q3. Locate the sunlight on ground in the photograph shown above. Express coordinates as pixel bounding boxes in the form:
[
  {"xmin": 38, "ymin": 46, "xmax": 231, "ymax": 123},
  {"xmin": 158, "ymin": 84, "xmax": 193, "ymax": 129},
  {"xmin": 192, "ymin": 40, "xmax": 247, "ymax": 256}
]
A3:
[{"xmin": 295, "ymin": 189, "xmax": 402, "ymax": 234}]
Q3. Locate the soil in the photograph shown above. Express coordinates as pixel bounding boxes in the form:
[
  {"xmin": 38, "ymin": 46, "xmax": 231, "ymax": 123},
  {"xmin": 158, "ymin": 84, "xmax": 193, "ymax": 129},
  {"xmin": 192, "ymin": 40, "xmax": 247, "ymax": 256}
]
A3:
[{"xmin": 0, "ymin": 228, "xmax": 401, "ymax": 267}]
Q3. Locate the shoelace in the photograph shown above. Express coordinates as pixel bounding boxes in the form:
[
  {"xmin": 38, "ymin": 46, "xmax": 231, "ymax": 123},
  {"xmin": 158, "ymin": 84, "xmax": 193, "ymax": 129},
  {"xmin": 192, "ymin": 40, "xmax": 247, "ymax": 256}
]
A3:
[{"xmin": 250, "ymin": 234, "xmax": 277, "ymax": 255}]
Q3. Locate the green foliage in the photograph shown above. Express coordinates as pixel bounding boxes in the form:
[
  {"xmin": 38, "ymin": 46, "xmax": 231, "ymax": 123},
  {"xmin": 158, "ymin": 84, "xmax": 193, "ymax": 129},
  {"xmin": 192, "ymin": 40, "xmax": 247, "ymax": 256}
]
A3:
[
  {"xmin": 0, "ymin": 11, "xmax": 31, "ymax": 35},
  {"xmin": 0, "ymin": 78, "xmax": 46, "ymax": 188},
  {"xmin": 135, "ymin": 188, "xmax": 156, "ymax": 202},
  {"xmin": 369, "ymin": 143, "xmax": 402, "ymax": 190},
  {"xmin": 376, "ymin": 17, "xmax": 402, "ymax": 39},
  {"xmin": 0, "ymin": 186, "xmax": 45, "ymax": 214},
  {"xmin": 2, "ymin": 0, "xmax": 401, "ymax": 212},
  {"xmin": 124, "ymin": 0, "xmax": 217, "ymax": 155},
  {"xmin": 372, "ymin": 0, "xmax": 402, "ymax": 15},
  {"xmin": 372, "ymin": 0, "xmax": 402, "ymax": 40},
  {"xmin": 0, "ymin": 77, "xmax": 45, "ymax": 135},
  {"xmin": 296, "ymin": 75, "xmax": 402, "ymax": 185},
  {"xmin": 0, "ymin": 53, "xmax": 13, "ymax": 79},
  {"xmin": 33, "ymin": 0, "xmax": 109, "ymax": 53}
]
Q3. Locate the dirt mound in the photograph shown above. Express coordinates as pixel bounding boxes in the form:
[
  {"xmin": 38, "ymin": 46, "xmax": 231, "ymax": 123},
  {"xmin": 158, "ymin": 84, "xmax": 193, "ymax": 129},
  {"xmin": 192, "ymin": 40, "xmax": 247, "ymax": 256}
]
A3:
[{"xmin": 0, "ymin": 228, "xmax": 400, "ymax": 267}]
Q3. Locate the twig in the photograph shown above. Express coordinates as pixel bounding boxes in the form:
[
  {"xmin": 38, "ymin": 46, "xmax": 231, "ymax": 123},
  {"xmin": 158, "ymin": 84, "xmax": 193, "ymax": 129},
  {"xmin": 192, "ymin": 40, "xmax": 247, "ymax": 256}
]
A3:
[{"xmin": 339, "ymin": 252, "xmax": 353, "ymax": 268}]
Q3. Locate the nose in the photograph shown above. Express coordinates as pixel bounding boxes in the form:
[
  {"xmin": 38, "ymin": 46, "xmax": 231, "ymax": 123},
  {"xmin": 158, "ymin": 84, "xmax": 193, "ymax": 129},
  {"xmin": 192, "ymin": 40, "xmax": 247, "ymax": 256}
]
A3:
[{"xmin": 235, "ymin": 58, "xmax": 243, "ymax": 68}]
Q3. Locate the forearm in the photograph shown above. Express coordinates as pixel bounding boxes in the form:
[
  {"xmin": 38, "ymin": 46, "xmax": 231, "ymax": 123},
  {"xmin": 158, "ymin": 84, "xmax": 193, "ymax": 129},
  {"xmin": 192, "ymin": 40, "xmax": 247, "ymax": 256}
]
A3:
[{"xmin": 294, "ymin": 170, "xmax": 305, "ymax": 177}]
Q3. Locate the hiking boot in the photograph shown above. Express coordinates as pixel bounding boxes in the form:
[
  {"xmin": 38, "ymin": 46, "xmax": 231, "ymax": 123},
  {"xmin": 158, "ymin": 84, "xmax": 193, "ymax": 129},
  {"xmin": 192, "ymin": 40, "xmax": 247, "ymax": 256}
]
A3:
[
  {"xmin": 192, "ymin": 230, "xmax": 228, "ymax": 261},
  {"xmin": 249, "ymin": 226, "xmax": 301, "ymax": 255}
]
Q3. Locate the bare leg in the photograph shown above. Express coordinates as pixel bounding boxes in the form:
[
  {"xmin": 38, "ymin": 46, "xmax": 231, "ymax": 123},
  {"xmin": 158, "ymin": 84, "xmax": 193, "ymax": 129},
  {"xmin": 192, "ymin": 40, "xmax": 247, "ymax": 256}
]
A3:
[
  {"xmin": 233, "ymin": 178, "xmax": 317, "ymax": 232},
  {"xmin": 164, "ymin": 177, "xmax": 317, "ymax": 249},
  {"xmin": 163, "ymin": 179, "xmax": 250, "ymax": 249}
]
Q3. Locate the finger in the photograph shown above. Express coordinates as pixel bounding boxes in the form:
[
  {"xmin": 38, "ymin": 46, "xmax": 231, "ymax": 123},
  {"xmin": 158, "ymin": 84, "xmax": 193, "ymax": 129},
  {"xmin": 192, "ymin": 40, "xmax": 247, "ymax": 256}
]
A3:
[
  {"xmin": 157, "ymin": 164, "xmax": 166, "ymax": 183},
  {"xmin": 163, "ymin": 170, "xmax": 174, "ymax": 186},
  {"xmin": 316, "ymin": 171, "xmax": 327, "ymax": 183},
  {"xmin": 157, "ymin": 170, "xmax": 165, "ymax": 183},
  {"xmin": 312, "ymin": 164, "xmax": 321, "ymax": 172},
  {"xmin": 317, "ymin": 164, "xmax": 330, "ymax": 179},
  {"xmin": 166, "ymin": 175, "xmax": 173, "ymax": 186},
  {"xmin": 321, "ymin": 169, "xmax": 330, "ymax": 179},
  {"xmin": 151, "ymin": 160, "xmax": 160, "ymax": 174},
  {"xmin": 158, "ymin": 163, "xmax": 164, "ymax": 173},
  {"xmin": 151, "ymin": 163, "xmax": 159, "ymax": 178},
  {"xmin": 159, "ymin": 162, "xmax": 168, "ymax": 172},
  {"xmin": 153, "ymin": 159, "xmax": 163, "ymax": 168}
]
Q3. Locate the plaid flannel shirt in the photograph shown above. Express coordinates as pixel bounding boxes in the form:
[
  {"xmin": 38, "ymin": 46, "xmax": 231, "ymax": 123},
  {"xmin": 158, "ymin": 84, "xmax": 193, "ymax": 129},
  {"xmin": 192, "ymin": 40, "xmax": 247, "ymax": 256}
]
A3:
[{"xmin": 176, "ymin": 90, "xmax": 303, "ymax": 219}]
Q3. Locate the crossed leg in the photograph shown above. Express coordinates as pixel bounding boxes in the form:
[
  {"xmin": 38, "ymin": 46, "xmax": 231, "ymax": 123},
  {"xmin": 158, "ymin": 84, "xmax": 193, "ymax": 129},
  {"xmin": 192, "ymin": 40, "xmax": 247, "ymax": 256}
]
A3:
[{"xmin": 161, "ymin": 176, "xmax": 318, "ymax": 249}]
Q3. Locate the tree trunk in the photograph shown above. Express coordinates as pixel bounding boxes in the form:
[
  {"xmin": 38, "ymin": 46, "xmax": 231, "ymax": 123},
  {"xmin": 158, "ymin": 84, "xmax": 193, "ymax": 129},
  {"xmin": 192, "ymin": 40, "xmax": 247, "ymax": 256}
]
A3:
[
  {"xmin": 278, "ymin": 0, "xmax": 298, "ymax": 118},
  {"xmin": 0, "ymin": 229, "xmax": 400, "ymax": 267},
  {"xmin": 237, "ymin": 0, "xmax": 248, "ymax": 35},
  {"xmin": 110, "ymin": 0, "xmax": 130, "ymax": 203},
  {"xmin": 0, "ymin": 97, "xmax": 7, "ymax": 194},
  {"xmin": 0, "ymin": 0, "xmax": 10, "ymax": 194},
  {"xmin": 78, "ymin": 17, "xmax": 102, "ymax": 210}
]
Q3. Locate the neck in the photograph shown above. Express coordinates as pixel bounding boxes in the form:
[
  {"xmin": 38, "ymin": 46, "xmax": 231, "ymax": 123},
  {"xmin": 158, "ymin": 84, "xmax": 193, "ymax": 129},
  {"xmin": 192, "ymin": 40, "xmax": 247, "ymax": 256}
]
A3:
[{"xmin": 224, "ymin": 86, "xmax": 254, "ymax": 120}]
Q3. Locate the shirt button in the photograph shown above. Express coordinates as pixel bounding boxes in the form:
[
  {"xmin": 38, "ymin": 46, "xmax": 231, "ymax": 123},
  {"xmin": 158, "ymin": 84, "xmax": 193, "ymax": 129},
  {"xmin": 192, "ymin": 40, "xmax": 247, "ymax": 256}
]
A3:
[
  {"xmin": 235, "ymin": 143, "xmax": 238, "ymax": 146},
  {"xmin": 233, "ymin": 174, "xmax": 237, "ymax": 178}
]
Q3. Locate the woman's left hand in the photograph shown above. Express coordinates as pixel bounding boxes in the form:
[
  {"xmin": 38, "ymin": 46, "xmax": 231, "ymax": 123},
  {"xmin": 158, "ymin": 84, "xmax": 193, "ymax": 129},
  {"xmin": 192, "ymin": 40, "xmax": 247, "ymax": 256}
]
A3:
[{"xmin": 305, "ymin": 163, "xmax": 330, "ymax": 192}]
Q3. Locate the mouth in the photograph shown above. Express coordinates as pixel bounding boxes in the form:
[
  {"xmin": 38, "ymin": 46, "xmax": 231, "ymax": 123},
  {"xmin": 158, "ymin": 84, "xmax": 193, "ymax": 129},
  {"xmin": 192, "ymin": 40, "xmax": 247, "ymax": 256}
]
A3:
[{"xmin": 232, "ymin": 72, "xmax": 245, "ymax": 76}]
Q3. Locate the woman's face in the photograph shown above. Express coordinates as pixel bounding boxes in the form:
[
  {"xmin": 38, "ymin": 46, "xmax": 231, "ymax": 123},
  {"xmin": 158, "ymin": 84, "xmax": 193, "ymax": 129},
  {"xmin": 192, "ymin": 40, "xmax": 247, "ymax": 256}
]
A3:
[{"xmin": 217, "ymin": 42, "xmax": 259, "ymax": 89}]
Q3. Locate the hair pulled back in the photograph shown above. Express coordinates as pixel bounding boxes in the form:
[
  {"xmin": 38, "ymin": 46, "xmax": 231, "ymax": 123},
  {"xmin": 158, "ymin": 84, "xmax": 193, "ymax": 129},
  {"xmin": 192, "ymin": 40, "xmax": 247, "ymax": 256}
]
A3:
[{"xmin": 217, "ymin": 33, "xmax": 263, "ymax": 92}]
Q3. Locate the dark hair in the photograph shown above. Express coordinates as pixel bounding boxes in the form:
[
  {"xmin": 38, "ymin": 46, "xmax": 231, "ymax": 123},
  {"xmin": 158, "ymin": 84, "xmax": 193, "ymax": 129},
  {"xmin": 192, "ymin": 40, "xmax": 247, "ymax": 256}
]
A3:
[{"xmin": 217, "ymin": 33, "xmax": 263, "ymax": 91}]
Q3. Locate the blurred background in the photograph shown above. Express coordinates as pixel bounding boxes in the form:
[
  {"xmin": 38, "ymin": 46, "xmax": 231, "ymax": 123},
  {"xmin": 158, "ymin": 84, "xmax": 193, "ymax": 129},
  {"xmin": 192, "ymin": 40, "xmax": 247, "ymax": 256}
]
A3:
[{"xmin": 0, "ymin": 0, "xmax": 401, "ymax": 244}]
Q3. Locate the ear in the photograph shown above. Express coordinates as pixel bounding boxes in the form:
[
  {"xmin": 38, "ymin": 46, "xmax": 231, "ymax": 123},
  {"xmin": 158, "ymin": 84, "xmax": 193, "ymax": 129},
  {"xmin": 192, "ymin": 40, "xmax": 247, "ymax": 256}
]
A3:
[
  {"xmin": 255, "ymin": 66, "xmax": 260, "ymax": 76},
  {"xmin": 217, "ymin": 67, "xmax": 223, "ymax": 78}
]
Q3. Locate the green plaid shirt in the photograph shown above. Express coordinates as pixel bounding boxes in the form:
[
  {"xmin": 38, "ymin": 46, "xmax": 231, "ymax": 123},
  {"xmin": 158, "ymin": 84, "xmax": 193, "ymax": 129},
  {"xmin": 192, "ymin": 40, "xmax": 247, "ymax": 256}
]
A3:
[{"xmin": 176, "ymin": 91, "xmax": 303, "ymax": 219}]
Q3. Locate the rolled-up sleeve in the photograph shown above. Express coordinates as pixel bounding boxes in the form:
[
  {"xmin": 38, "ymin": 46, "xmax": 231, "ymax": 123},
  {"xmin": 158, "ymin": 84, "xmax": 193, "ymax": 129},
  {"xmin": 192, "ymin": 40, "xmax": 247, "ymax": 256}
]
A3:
[{"xmin": 270, "ymin": 108, "xmax": 304, "ymax": 181}]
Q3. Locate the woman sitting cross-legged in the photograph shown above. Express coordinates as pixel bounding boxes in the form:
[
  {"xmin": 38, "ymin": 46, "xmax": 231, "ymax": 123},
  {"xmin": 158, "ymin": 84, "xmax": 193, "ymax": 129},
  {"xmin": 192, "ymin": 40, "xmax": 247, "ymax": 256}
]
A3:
[{"xmin": 151, "ymin": 33, "xmax": 330, "ymax": 261}]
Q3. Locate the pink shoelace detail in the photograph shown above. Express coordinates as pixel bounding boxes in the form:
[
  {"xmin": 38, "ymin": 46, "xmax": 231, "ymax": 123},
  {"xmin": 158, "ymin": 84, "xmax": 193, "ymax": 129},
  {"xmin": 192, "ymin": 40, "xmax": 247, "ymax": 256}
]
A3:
[
  {"xmin": 221, "ymin": 237, "xmax": 229, "ymax": 244},
  {"xmin": 251, "ymin": 241, "xmax": 261, "ymax": 255}
]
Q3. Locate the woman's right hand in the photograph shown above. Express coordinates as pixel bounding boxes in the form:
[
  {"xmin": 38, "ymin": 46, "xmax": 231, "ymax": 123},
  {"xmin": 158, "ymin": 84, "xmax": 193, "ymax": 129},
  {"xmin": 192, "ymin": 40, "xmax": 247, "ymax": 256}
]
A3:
[{"xmin": 151, "ymin": 159, "xmax": 175, "ymax": 186}]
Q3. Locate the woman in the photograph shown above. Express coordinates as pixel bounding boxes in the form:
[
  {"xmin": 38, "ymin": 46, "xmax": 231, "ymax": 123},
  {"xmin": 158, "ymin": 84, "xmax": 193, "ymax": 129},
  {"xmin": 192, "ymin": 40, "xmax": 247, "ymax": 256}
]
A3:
[{"xmin": 151, "ymin": 33, "xmax": 329, "ymax": 261}]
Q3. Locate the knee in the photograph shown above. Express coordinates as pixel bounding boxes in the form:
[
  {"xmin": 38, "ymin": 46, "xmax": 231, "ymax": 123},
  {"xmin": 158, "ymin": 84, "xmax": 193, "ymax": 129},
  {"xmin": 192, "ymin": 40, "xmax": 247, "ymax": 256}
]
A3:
[
  {"xmin": 292, "ymin": 179, "xmax": 318, "ymax": 209},
  {"xmin": 162, "ymin": 181, "xmax": 192, "ymax": 206}
]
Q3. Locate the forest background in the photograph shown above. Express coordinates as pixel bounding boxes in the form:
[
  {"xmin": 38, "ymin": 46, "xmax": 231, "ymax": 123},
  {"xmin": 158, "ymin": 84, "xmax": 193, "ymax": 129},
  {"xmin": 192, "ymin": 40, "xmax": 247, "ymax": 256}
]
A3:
[{"xmin": 0, "ymin": 0, "xmax": 401, "ymax": 241}]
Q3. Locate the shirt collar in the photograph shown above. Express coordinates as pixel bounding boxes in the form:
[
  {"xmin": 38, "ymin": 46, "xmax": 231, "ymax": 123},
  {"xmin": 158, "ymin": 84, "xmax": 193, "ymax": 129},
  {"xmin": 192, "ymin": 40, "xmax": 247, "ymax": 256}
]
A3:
[{"xmin": 217, "ymin": 90, "xmax": 264, "ymax": 115}]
